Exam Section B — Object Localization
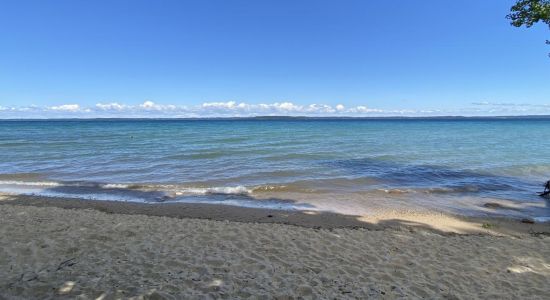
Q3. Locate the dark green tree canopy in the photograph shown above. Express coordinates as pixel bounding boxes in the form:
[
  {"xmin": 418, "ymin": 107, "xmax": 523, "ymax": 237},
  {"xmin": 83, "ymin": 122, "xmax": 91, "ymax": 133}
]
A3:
[
  {"xmin": 507, "ymin": 0, "xmax": 550, "ymax": 56},
  {"xmin": 507, "ymin": 0, "xmax": 550, "ymax": 27}
]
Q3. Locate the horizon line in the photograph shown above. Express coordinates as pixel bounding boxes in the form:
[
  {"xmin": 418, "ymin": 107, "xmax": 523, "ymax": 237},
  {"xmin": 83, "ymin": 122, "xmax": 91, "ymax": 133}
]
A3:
[{"xmin": 2, "ymin": 115, "xmax": 550, "ymax": 121}]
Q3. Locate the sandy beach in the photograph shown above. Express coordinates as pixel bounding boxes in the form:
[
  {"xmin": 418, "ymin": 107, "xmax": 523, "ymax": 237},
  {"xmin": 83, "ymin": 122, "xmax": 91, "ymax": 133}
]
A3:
[
  {"xmin": 3, "ymin": 0, "xmax": 550, "ymax": 298},
  {"xmin": 1, "ymin": 193, "xmax": 549, "ymax": 299}
]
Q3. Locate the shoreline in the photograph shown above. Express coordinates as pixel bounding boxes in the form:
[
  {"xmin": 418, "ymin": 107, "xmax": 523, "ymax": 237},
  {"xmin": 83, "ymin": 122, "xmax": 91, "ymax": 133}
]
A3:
[{"xmin": 1, "ymin": 192, "xmax": 548, "ymax": 236}]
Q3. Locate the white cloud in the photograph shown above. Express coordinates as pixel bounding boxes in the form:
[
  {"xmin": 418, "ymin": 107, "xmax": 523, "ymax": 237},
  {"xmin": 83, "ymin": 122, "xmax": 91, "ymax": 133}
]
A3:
[
  {"xmin": 305, "ymin": 104, "xmax": 335, "ymax": 113},
  {"xmin": 200, "ymin": 101, "xmax": 306, "ymax": 114},
  {"xmin": 96, "ymin": 102, "xmax": 126, "ymax": 110},
  {"xmin": 48, "ymin": 104, "xmax": 81, "ymax": 111},
  {"xmin": 274, "ymin": 102, "xmax": 301, "ymax": 111},
  {"xmin": 349, "ymin": 105, "xmax": 384, "ymax": 113},
  {"xmin": 471, "ymin": 101, "xmax": 550, "ymax": 109},
  {"xmin": 139, "ymin": 101, "xmax": 156, "ymax": 109},
  {"xmin": 138, "ymin": 101, "xmax": 177, "ymax": 111},
  {"xmin": 2, "ymin": 100, "xmax": 550, "ymax": 118},
  {"xmin": 202, "ymin": 101, "xmax": 246, "ymax": 110}
]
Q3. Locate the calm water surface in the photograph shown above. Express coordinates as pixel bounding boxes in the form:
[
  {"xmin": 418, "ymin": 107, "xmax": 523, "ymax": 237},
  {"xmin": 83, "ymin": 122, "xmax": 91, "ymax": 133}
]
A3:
[{"xmin": 1, "ymin": 118, "xmax": 549, "ymax": 219}]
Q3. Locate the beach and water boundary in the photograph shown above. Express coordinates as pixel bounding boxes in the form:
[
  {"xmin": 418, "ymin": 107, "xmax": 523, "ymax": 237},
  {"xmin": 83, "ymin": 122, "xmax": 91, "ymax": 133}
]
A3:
[
  {"xmin": 1, "ymin": 118, "xmax": 550, "ymax": 298},
  {"xmin": 1, "ymin": 118, "xmax": 550, "ymax": 220}
]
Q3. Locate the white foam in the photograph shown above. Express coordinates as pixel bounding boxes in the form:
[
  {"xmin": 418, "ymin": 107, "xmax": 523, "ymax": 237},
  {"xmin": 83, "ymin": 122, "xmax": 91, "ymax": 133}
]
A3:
[
  {"xmin": 102, "ymin": 183, "xmax": 131, "ymax": 189},
  {"xmin": 0, "ymin": 181, "xmax": 131, "ymax": 189},
  {"xmin": 9, "ymin": 190, "xmax": 143, "ymax": 203},
  {"xmin": 0, "ymin": 180, "xmax": 61, "ymax": 187},
  {"xmin": 175, "ymin": 186, "xmax": 251, "ymax": 196}
]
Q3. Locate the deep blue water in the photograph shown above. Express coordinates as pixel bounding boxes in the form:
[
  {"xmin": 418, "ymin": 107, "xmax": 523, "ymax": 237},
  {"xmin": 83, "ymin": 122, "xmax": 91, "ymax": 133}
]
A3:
[{"xmin": 1, "ymin": 118, "xmax": 549, "ymax": 219}]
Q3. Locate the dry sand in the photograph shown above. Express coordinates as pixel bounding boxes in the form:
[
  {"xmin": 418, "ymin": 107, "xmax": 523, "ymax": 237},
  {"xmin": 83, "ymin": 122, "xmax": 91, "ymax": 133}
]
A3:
[{"xmin": 0, "ymin": 193, "xmax": 549, "ymax": 299}]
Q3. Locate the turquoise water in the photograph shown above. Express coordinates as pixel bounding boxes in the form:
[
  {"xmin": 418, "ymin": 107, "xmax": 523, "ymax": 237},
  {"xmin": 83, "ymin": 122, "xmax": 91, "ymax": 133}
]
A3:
[{"xmin": 1, "ymin": 118, "xmax": 549, "ymax": 219}]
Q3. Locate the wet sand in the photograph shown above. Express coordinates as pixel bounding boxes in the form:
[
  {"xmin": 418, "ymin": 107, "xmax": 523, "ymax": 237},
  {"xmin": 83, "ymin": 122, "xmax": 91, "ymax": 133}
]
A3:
[{"xmin": 1, "ymin": 193, "xmax": 549, "ymax": 299}]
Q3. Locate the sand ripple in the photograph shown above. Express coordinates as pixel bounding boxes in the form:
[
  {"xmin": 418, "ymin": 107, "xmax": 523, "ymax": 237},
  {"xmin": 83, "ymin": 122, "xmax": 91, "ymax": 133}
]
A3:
[{"xmin": 0, "ymin": 205, "xmax": 549, "ymax": 299}]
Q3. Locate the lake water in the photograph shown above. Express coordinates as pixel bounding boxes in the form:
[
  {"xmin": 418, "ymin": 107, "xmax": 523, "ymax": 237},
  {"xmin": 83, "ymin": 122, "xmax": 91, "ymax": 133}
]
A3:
[{"xmin": 1, "ymin": 118, "xmax": 549, "ymax": 220}]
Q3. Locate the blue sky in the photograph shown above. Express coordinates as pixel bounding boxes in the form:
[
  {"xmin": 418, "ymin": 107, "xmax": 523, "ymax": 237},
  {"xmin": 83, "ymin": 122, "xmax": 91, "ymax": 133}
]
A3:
[{"xmin": 1, "ymin": 0, "xmax": 549, "ymax": 117}]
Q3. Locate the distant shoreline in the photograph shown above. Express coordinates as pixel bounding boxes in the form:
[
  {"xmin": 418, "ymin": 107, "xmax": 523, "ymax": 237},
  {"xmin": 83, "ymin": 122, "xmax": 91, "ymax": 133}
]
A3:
[{"xmin": 3, "ymin": 115, "xmax": 550, "ymax": 121}]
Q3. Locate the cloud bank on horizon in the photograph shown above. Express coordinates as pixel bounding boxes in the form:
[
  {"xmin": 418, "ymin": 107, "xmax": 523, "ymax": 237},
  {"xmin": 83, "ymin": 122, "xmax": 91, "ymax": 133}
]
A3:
[{"xmin": 1, "ymin": 100, "xmax": 550, "ymax": 118}]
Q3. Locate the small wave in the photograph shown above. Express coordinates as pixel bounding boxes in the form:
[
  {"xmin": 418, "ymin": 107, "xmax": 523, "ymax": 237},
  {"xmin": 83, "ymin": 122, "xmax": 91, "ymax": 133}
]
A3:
[
  {"xmin": 102, "ymin": 183, "xmax": 131, "ymax": 189},
  {"xmin": 0, "ymin": 180, "xmax": 136, "ymax": 189},
  {"xmin": 170, "ymin": 183, "xmax": 319, "ymax": 195},
  {"xmin": 379, "ymin": 188, "xmax": 413, "ymax": 194},
  {"xmin": 425, "ymin": 186, "xmax": 480, "ymax": 194},
  {"xmin": 0, "ymin": 178, "xmax": 325, "ymax": 199},
  {"xmin": 0, "ymin": 180, "xmax": 254, "ymax": 196},
  {"xmin": 174, "ymin": 186, "xmax": 251, "ymax": 196},
  {"xmin": 0, "ymin": 180, "xmax": 62, "ymax": 187},
  {"xmin": 251, "ymin": 185, "xmax": 314, "ymax": 193},
  {"xmin": 251, "ymin": 185, "xmax": 287, "ymax": 192}
]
